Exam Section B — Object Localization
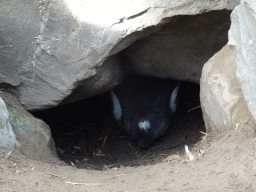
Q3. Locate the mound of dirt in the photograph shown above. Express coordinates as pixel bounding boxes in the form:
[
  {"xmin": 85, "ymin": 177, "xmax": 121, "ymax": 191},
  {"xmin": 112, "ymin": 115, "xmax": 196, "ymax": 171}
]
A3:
[{"xmin": 0, "ymin": 123, "xmax": 255, "ymax": 191}]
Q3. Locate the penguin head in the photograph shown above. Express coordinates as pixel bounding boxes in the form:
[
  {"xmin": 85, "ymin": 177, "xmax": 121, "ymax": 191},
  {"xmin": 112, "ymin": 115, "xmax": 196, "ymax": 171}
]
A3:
[{"xmin": 110, "ymin": 75, "xmax": 179, "ymax": 147}]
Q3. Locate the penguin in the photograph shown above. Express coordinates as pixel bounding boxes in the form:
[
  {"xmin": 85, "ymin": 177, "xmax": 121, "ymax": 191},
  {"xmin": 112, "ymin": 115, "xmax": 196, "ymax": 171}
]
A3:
[{"xmin": 111, "ymin": 74, "xmax": 179, "ymax": 147}]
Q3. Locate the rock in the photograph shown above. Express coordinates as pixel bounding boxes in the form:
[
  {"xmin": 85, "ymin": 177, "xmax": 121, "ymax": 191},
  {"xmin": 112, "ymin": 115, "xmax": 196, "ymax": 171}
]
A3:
[
  {"xmin": 0, "ymin": 91, "xmax": 59, "ymax": 163},
  {"xmin": 200, "ymin": 45, "xmax": 253, "ymax": 133},
  {"xmin": 0, "ymin": 95, "xmax": 19, "ymax": 149},
  {"xmin": 0, "ymin": 0, "xmax": 239, "ymax": 110},
  {"xmin": 121, "ymin": 10, "xmax": 231, "ymax": 83},
  {"xmin": 228, "ymin": 0, "xmax": 256, "ymax": 123}
]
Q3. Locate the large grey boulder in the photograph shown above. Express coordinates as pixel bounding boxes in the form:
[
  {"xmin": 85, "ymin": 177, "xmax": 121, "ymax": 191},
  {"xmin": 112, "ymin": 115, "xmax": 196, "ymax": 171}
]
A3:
[
  {"xmin": 0, "ymin": 91, "xmax": 58, "ymax": 163},
  {"xmin": 0, "ymin": 0, "xmax": 239, "ymax": 111},
  {"xmin": 228, "ymin": 0, "xmax": 256, "ymax": 123},
  {"xmin": 121, "ymin": 10, "xmax": 231, "ymax": 83},
  {"xmin": 0, "ymin": 95, "xmax": 19, "ymax": 149},
  {"xmin": 200, "ymin": 45, "xmax": 253, "ymax": 133}
]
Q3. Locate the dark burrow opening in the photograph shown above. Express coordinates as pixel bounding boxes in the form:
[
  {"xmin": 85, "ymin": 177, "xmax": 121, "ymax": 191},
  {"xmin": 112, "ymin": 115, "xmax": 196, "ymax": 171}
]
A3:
[
  {"xmin": 33, "ymin": 80, "xmax": 205, "ymax": 170},
  {"xmin": 31, "ymin": 9, "xmax": 233, "ymax": 170}
]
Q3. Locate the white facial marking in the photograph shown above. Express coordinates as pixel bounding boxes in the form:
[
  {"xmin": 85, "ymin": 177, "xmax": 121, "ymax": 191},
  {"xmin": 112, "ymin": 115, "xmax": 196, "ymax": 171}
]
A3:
[
  {"xmin": 138, "ymin": 120, "xmax": 150, "ymax": 131},
  {"xmin": 110, "ymin": 91, "xmax": 122, "ymax": 121},
  {"xmin": 170, "ymin": 83, "xmax": 179, "ymax": 113}
]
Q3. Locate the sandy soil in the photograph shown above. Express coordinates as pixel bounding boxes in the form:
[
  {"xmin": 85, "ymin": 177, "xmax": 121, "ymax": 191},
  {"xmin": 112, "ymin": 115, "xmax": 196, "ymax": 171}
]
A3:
[
  {"xmin": 1, "ymin": 82, "xmax": 256, "ymax": 192},
  {"xmin": 1, "ymin": 125, "xmax": 255, "ymax": 192}
]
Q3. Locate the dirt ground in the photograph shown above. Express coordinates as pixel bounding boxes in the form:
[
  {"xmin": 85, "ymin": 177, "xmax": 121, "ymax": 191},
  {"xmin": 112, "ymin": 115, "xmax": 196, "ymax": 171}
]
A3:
[{"xmin": 1, "ymin": 82, "xmax": 256, "ymax": 192}]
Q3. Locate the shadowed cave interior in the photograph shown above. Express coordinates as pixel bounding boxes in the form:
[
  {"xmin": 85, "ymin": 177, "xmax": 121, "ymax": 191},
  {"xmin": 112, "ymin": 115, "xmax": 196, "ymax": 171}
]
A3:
[{"xmin": 33, "ymin": 80, "xmax": 205, "ymax": 170}]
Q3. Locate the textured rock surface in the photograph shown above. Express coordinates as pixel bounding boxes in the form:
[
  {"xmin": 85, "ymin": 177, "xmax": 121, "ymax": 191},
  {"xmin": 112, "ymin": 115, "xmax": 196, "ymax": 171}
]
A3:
[
  {"xmin": 0, "ymin": 0, "xmax": 239, "ymax": 110},
  {"xmin": 0, "ymin": 96, "xmax": 19, "ymax": 149},
  {"xmin": 228, "ymin": 0, "xmax": 256, "ymax": 123},
  {"xmin": 0, "ymin": 91, "xmax": 59, "ymax": 163},
  {"xmin": 200, "ymin": 45, "xmax": 253, "ymax": 133},
  {"xmin": 121, "ymin": 10, "xmax": 231, "ymax": 83}
]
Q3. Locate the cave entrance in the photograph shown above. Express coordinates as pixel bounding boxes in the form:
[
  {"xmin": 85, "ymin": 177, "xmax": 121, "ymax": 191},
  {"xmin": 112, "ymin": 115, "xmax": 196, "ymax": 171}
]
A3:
[
  {"xmin": 32, "ymin": 10, "xmax": 233, "ymax": 169},
  {"xmin": 33, "ymin": 80, "xmax": 204, "ymax": 170}
]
